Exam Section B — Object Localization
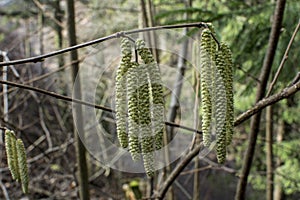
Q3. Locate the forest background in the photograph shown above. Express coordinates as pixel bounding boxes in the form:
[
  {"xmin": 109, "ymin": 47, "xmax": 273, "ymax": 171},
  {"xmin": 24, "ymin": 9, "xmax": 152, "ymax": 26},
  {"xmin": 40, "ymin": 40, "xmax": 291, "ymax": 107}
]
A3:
[{"xmin": 0, "ymin": 0, "xmax": 299, "ymax": 199}]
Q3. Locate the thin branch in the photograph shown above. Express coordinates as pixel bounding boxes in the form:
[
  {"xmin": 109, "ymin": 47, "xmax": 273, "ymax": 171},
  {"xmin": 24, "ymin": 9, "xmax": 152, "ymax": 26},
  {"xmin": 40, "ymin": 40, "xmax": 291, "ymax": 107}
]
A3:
[
  {"xmin": 0, "ymin": 80, "xmax": 200, "ymax": 134},
  {"xmin": 38, "ymin": 107, "xmax": 52, "ymax": 149},
  {"xmin": 289, "ymin": 72, "xmax": 300, "ymax": 86},
  {"xmin": 180, "ymin": 165, "xmax": 211, "ymax": 175},
  {"xmin": 266, "ymin": 19, "xmax": 300, "ymax": 97},
  {"xmin": 236, "ymin": 0, "xmax": 287, "ymax": 198},
  {"xmin": 0, "ymin": 22, "xmax": 207, "ymax": 67},
  {"xmin": 155, "ymin": 80, "xmax": 300, "ymax": 200},
  {"xmin": 236, "ymin": 65, "xmax": 260, "ymax": 83},
  {"xmin": 0, "ymin": 79, "xmax": 114, "ymax": 113},
  {"xmin": 155, "ymin": 143, "xmax": 203, "ymax": 199},
  {"xmin": 234, "ymin": 79, "xmax": 300, "ymax": 126},
  {"xmin": 27, "ymin": 138, "xmax": 74, "ymax": 163},
  {"xmin": 0, "ymin": 179, "xmax": 10, "ymax": 200},
  {"xmin": 0, "ymin": 78, "xmax": 299, "ymax": 135},
  {"xmin": 32, "ymin": 0, "xmax": 64, "ymax": 27}
]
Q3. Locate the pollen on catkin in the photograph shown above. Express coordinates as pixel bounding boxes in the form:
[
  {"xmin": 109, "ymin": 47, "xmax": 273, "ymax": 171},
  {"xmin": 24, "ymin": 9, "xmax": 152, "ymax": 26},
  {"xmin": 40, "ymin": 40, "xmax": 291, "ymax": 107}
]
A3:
[
  {"xmin": 200, "ymin": 29, "xmax": 216, "ymax": 147},
  {"xmin": 136, "ymin": 39, "xmax": 165, "ymax": 151},
  {"xmin": 5, "ymin": 130, "xmax": 20, "ymax": 181},
  {"xmin": 127, "ymin": 62, "xmax": 141, "ymax": 161},
  {"xmin": 138, "ymin": 63, "xmax": 155, "ymax": 176},
  {"xmin": 215, "ymin": 49, "xmax": 227, "ymax": 164},
  {"xmin": 16, "ymin": 139, "xmax": 29, "ymax": 194},
  {"xmin": 115, "ymin": 38, "xmax": 132, "ymax": 148},
  {"xmin": 221, "ymin": 43, "xmax": 234, "ymax": 146}
]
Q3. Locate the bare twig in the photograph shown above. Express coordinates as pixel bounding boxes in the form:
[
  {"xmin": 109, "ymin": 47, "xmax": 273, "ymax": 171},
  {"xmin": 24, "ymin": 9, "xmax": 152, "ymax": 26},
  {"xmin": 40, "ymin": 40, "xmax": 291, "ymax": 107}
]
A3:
[
  {"xmin": 32, "ymin": 0, "xmax": 64, "ymax": 27},
  {"xmin": 234, "ymin": 79, "xmax": 300, "ymax": 125},
  {"xmin": 180, "ymin": 165, "xmax": 211, "ymax": 175},
  {"xmin": 155, "ymin": 144, "xmax": 203, "ymax": 199},
  {"xmin": 38, "ymin": 107, "xmax": 53, "ymax": 149},
  {"xmin": 0, "ymin": 80, "xmax": 114, "ymax": 112},
  {"xmin": 0, "ymin": 22, "xmax": 207, "ymax": 67},
  {"xmin": 236, "ymin": 65, "xmax": 260, "ymax": 83},
  {"xmin": 155, "ymin": 79, "xmax": 300, "ymax": 199},
  {"xmin": 27, "ymin": 138, "xmax": 74, "ymax": 163},
  {"xmin": 174, "ymin": 180, "xmax": 192, "ymax": 199},
  {"xmin": 0, "ymin": 80, "xmax": 203, "ymax": 134},
  {"xmin": 1, "ymin": 78, "xmax": 300, "ymax": 135},
  {"xmin": 0, "ymin": 57, "xmax": 84, "ymax": 97},
  {"xmin": 266, "ymin": 19, "xmax": 300, "ymax": 97},
  {"xmin": 0, "ymin": 179, "xmax": 10, "ymax": 200}
]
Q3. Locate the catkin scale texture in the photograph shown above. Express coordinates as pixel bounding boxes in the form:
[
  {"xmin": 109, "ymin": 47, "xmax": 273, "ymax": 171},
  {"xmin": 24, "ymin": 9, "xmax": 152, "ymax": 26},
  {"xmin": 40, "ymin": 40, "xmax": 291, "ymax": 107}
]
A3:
[
  {"xmin": 198, "ymin": 27, "xmax": 234, "ymax": 164},
  {"xmin": 215, "ymin": 50, "xmax": 227, "ymax": 164},
  {"xmin": 16, "ymin": 139, "xmax": 29, "ymax": 194},
  {"xmin": 221, "ymin": 43, "xmax": 234, "ymax": 146},
  {"xmin": 115, "ymin": 38, "xmax": 132, "ymax": 148},
  {"xmin": 200, "ymin": 29, "xmax": 216, "ymax": 147},
  {"xmin": 5, "ymin": 130, "xmax": 20, "ymax": 181},
  {"xmin": 127, "ymin": 62, "xmax": 141, "ymax": 161},
  {"xmin": 137, "ymin": 63, "xmax": 155, "ymax": 176},
  {"xmin": 136, "ymin": 39, "xmax": 165, "ymax": 151}
]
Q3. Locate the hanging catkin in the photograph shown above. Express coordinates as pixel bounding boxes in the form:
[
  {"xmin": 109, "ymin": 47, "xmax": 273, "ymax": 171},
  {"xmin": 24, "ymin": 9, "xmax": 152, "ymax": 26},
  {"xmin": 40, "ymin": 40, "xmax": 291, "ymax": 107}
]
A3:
[
  {"xmin": 215, "ymin": 49, "xmax": 227, "ymax": 164},
  {"xmin": 198, "ymin": 25, "xmax": 234, "ymax": 164},
  {"xmin": 221, "ymin": 43, "xmax": 234, "ymax": 146},
  {"xmin": 115, "ymin": 38, "xmax": 132, "ymax": 148},
  {"xmin": 5, "ymin": 130, "xmax": 20, "ymax": 181},
  {"xmin": 136, "ymin": 39, "xmax": 165, "ymax": 151},
  {"xmin": 127, "ymin": 62, "xmax": 141, "ymax": 161},
  {"xmin": 137, "ymin": 62, "xmax": 155, "ymax": 177},
  {"xmin": 200, "ymin": 29, "xmax": 216, "ymax": 147},
  {"xmin": 5, "ymin": 130, "xmax": 29, "ymax": 193},
  {"xmin": 16, "ymin": 139, "xmax": 29, "ymax": 194}
]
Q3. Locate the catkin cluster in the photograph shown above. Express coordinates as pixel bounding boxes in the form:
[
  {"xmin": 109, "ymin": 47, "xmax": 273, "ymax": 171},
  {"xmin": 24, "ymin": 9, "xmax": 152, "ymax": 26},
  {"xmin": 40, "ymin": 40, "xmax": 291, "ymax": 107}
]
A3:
[
  {"xmin": 199, "ymin": 27, "xmax": 234, "ymax": 164},
  {"xmin": 115, "ymin": 38, "xmax": 165, "ymax": 177},
  {"xmin": 5, "ymin": 130, "xmax": 29, "ymax": 194}
]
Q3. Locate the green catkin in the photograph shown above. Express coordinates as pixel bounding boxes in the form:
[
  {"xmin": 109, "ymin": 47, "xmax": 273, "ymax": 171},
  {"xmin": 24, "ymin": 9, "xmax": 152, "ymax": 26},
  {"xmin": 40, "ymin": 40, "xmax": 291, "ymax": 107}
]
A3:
[
  {"xmin": 136, "ymin": 39, "xmax": 165, "ymax": 151},
  {"xmin": 127, "ymin": 62, "xmax": 141, "ymax": 161},
  {"xmin": 16, "ymin": 139, "xmax": 29, "ymax": 194},
  {"xmin": 115, "ymin": 38, "xmax": 132, "ymax": 148},
  {"xmin": 215, "ymin": 50, "xmax": 227, "ymax": 164},
  {"xmin": 200, "ymin": 29, "xmax": 216, "ymax": 147},
  {"xmin": 138, "ymin": 63, "xmax": 155, "ymax": 177},
  {"xmin": 5, "ymin": 130, "xmax": 20, "ymax": 181},
  {"xmin": 221, "ymin": 43, "xmax": 234, "ymax": 146}
]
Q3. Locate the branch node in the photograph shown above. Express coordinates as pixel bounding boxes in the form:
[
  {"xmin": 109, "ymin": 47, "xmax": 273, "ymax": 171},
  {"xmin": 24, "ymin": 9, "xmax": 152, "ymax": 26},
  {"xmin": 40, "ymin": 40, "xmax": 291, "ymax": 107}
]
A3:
[{"xmin": 115, "ymin": 31, "xmax": 125, "ymax": 38}]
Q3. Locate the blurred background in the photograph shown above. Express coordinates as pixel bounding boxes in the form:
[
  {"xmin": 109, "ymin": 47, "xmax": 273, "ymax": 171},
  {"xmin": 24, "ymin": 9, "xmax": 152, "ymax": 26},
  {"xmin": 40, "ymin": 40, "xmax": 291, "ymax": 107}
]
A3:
[{"xmin": 0, "ymin": 0, "xmax": 299, "ymax": 199}]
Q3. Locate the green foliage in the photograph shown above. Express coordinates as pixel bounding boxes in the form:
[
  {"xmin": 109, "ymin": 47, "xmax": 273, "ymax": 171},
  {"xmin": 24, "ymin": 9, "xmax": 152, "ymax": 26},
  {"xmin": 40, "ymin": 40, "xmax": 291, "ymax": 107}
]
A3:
[{"xmin": 274, "ymin": 140, "xmax": 300, "ymax": 194}]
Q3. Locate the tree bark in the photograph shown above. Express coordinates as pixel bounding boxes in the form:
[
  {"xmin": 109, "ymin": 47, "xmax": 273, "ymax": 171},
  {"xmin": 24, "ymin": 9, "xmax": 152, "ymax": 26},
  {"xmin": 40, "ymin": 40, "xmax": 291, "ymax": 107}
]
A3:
[
  {"xmin": 274, "ymin": 118, "xmax": 284, "ymax": 200},
  {"xmin": 66, "ymin": 0, "xmax": 90, "ymax": 199},
  {"xmin": 54, "ymin": 0, "xmax": 64, "ymax": 68},
  {"xmin": 139, "ymin": 0, "xmax": 151, "ymax": 44},
  {"xmin": 39, "ymin": 11, "xmax": 44, "ymax": 68},
  {"xmin": 235, "ymin": 0, "xmax": 286, "ymax": 199},
  {"xmin": 146, "ymin": 0, "xmax": 159, "ymax": 63},
  {"xmin": 266, "ymin": 106, "xmax": 274, "ymax": 200}
]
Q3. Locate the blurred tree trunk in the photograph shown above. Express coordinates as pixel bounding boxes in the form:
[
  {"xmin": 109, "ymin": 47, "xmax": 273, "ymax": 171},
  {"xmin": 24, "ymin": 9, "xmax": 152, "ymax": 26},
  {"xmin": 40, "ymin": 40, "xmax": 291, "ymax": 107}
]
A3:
[
  {"xmin": 39, "ymin": 11, "xmax": 44, "ymax": 68},
  {"xmin": 266, "ymin": 106, "xmax": 274, "ymax": 200},
  {"xmin": 139, "ymin": 0, "xmax": 151, "ymax": 42},
  {"xmin": 53, "ymin": 0, "xmax": 64, "ymax": 68},
  {"xmin": 192, "ymin": 56, "xmax": 201, "ymax": 200},
  {"xmin": 66, "ymin": 0, "xmax": 90, "ymax": 199},
  {"xmin": 139, "ymin": 0, "xmax": 159, "ymax": 62},
  {"xmin": 274, "ymin": 118, "xmax": 284, "ymax": 200},
  {"xmin": 235, "ymin": 0, "xmax": 286, "ymax": 199},
  {"xmin": 146, "ymin": 0, "xmax": 159, "ymax": 62}
]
